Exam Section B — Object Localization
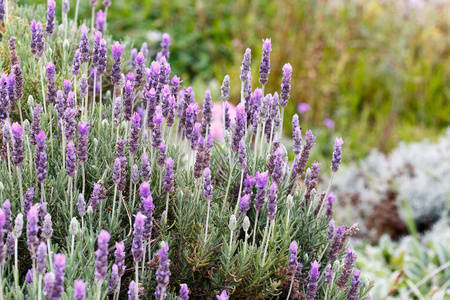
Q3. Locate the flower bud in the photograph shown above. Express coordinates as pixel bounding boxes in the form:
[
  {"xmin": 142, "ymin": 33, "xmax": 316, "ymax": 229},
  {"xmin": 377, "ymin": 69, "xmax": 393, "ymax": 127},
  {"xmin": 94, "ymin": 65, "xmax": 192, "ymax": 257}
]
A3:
[
  {"xmin": 63, "ymin": 39, "xmax": 70, "ymax": 50},
  {"xmin": 286, "ymin": 195, "xmax": 294, "ymax": 210},
  {"xmin": 332, "ymin": 260, "xmax": 340, "ymax": 273},
  {"xmin": 224, "ymin": 130, "xmax": 231, "ymax": 148},
  {"xmin": 0, "ymin": 182, "xmax": 3, "ymax": 191},
  {"xmin": 69, "ymin": 218, "xmax": 79, "ymax": 235},
  {"xmin": 243, "ymin": 216, "xmax": 250, "ymax": 232},
  {"xmin": 13, "ymin": 213, "xmax": 24, "ymax": 238},
  {"xmin": 93, "ymin": 138, "xmax": 99, "ymax": 148},
  {"xmin": 23, "ymin": 120, "xmax": 31, "ymax": 135},
  {"xmin": 228, "ymin": 214, "xmax": 237, "ymax": 231},
  {"xmin": 27, "ymin": 95, "xmax": 35, "ymax": 108},
  {"xmin": 87, "ymin": 205, "xmax": 93, "ymax": 216},
  {"xmin": 102, "ymin": 119, "xmax": 109, "ymax": 127}
]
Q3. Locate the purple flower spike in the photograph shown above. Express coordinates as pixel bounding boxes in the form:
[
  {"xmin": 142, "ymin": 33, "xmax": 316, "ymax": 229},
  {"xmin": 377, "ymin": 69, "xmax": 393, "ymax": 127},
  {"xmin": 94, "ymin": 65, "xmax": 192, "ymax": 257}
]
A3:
[
  {"xmin": 201, "ymin": 89, "xmax": 213, "ymax": 137},
  {"xmin": 325, "ymin": 264, "xmax": 334, "ymax": 285},
  {"xmin": 328, "ymin": 225, "xmax": 345, "ymax": 261},
  {"xmin": 123, "ymin": 80, "xmax": 134, "ymax": 121},
  {"xmin": 293, "ymin": 126, "xmax": 302, "ymax": 155},
  {"xmin": 237, "ymin": 139, "xmax": 246, "ymax": 169},
  {"xmin": 158, "ymin": 142, "xmax": 167, "ymax": 167},
  {"xmin": 231, "ymin": 103, "xmax": 246, "ymax": 152},
  {"xmin": 295, "ymin": 130, "xmax": 316, "ymax": 177},
  {"xmin": 160, "ymin": 33, "xmax": 171, "ymax": 59},
  {"xmin": 92, "ymin": 31, "xmax": 103, "ymax": 67},
  {"xmin": 129, "ymin": 113, "xmax": 141, "ymax": 155},
  {"xmin": 36, "ymin": 242, "xmax": 47, "ymax": 275},
  {"xmin": 24, "ymin": 188, "xmax": 34, "ymax": 216},
  {"xmin": 326, "ymin": 193, "xmax": 335, "ymax": 219},
  {"xmin": 52, "ymin": 253, "xmax": 66, "ymax": 299},
  {"xmin": 152, "ymin": 112, "xmax": 164, "ymax": 149},
  {"xmin": 327, "ymin": 219, "xmax": 335, "ymax": 242},
  {"xmin": 0, "ymin": 0, "xmax": 4, "ymax": 24},
  {"xmin": 259, "ymin": 39, "xmax": 272, "ymax": 86},
  {"xmin": 128, "ymin": 281, "xmax": 137, "ymax": 299},
  {"xmin": 305, "ymin": 260, "xmax": 321, "ymax": 300},
  {"xmin": 331, "ymin": 137, "xmax": 344, "ymax": 172},
  {"xmin": 2, "ymin": 200, "xmax": 11, "ymax": 232},
  {"xmin": 72, "ymin": 49, "xmax": 81, "ymax": 76},
  {"xmin": 239, "ymin": 194, "xmax": 250, "ymax": 217},
  {"xmin": 134, "ymin": 52, "xmax": 146, "ymax": 89},
  {"xmin": 217, "ymin": 290, "xmax": 229, "ymax": 300},
  {"xmin": 45, "ymin": 0, "xmax": 56, "ymax": 36},
  {"xmin": 347, "ymin": 269, "xmax": 363, "ymax": 300},
  {"xmin": 74, "ymin": 280, "xmax": 87, "ymax": 300},
  {"xmin": 7, "ymin": 73, "xmax": 15, "ymax": 106},
  {"xmin": 155, "ymin": 243, "xmax": 171, "ymax": 300},
  {"xmin": 46, "ymin": 62, "xmax": 56, "ymax": 103},
  {"xmin": 97, "ymin": 39, "xmax": 107, "ymax": 75},
  {"xmin": 77, "ymin": 121, "xmax": 90, "ymax": 163},
  {"xmin": 288, "ymin": 241, "xmax": 301, "ymax": 274},
  {"xmin": 254, "ymin": 171, "xmax": 268, "ymax": 211},
  {"xmin": 179, "ymin": 284, "xmax": 189, "ymax": 300},
  {"xmin": 132, "ymin": 212, "xmax": 146, "ymax": 262},
  {"xmin": 79, "ymin": 24, "xmax": 90, "ymax": 63},
  {"xmin": 35, "ymin": 130, "xmax": 48, "ymax": 183},
  {"xmin": 203, "ymin": 168, "xmax": 213, "ymax": 201},
  {"xmin": 140, "ymin": 152, "xmax": 151, "ymax": 181},
  {"xmin": 30, "ymin": 20, "xmax": 45, "ymax": 56},
  {"xmin": 11, "ymin": 122, "xmax": 24, "ymax": 166},
  {"xmin": 64, "ymin": 108, "xmax": 76, "ymax": 141},
  {"xmin": 267, "ymin": 183, "xmax": 278, "ymax": 220},
  {"xmin": 95, "ymin": 230, "xmax": 111, "ymax": 282},
  {"xmin": 96, "ymin": 9, "xmax": 105, "ymax": 33},
  {"xmin": 337, "ymin": 247, "xmax": 357, "ymax": 290},
  {"xmin": 280, "ymin": 63, "xmax": 292, "ymax": 107},
  {"xmin": 164, "ymin": 157, "xmax": 174, "ymax": 193},
  {"xmin": 66, "ymin": 142, "xmax": 77, "ymax": 177},
  {"xmin": 62, "ymin": 0, "xmax": 69, "ymax": 13},
  {"xmin": 77, "ymin": 194, "xmax": 86, "ymax": 217},
  {"xmin": 240, "ymin": 48, "xmax": 251, "ymax": 82},
  {"xmin": 111, "ymin": 42, "xmax": 124, "ymax": 85},
  {"xmin": 114, "ymin": 242, "xmax": 126, "ymax": 277}
]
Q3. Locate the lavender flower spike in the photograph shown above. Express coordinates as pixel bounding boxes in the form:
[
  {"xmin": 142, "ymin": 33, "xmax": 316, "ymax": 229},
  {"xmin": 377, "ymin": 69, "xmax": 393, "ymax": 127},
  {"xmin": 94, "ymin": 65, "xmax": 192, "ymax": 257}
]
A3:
[
  {"xmin": 95, "ymin": 230, "xmax": 111, "ymax": 282},
  {"xmin": 115, "ymin": 241, "xmax": 126, "ymax": 276},
  {"xmin": 35, "ymin": 131, "xmax": 47, "ymax": 183},
  {"xmin": 231, "ymin": 103, "xmax": 246, "ymax": 152},
  {"xmin": 77, "ymin": 121, "xmax": 90, "ymax": 163},
  {"xmin": 179, "ymin": 284, "xmax": 189, "ymax": 300},
  {"xmin": 337, "ymin": 246, "xmax": 357, "ymax": 290},
  {"xmin": 131, "ymin": 212, "xmax": 146, "ymax": 262},
  {"xmin": 129, "ymin": 113, "xmax": 141, "ymax": 155},
  {"xmin": 155, "ymin": 243, "xmax": 171, "ymax": 300},
  {"xmin": 164, "ymin": 157, "xmax": 174, "ymax": 193},
  {"xmin": 128, "ymin": 281, "xmax": 137, "ymax": 299},
  {"xmin": 203, "ymin": 168, "xmax": 213, "ymax": 201},
  {"xmin": 96, "ymin": 9, "xmax": 105, "ymax": 33},
  {"xmin": 140, "ymin": 152, "xmax": 151, "ymax": 181},
  {"xmin": 288, "ymin": 241, "xmax": 299, "ymax": 274},
  {"xmin": 2, "ymin": 200, "xmax": 11, "ymax": 232},
  {"xmin": 52, "ymin": 253, "xmax": 66, "ymax": 299},
  {"xmin": 111, "ymin": 42, "xmax": 124, "ymax": 86},
  {"xmin": 66, "ymin": 142, "xmax": 76, "ymax": 177},
  {"xmin": 280, "ymin": 63, "xmax": 292, "ymax": 107},
  {"xmin": 267, "ymin": 183, "xmax": 278, "ymax": 220},
  {"xmin": 295, "ymin": 130, "xmax": 316, "ymax": 176},
  {"xmin": 331, "ymin": 137, "xmax": 344, "ymax": 172},
  {"xmin": 254, "ymin": 171, "xmax": 268, "ymax": 211},
  {"xmin": 237, "ymin": 139, "xmax": 247, "ymax": 169},
  {"xmin": 347, "ymin": 269, "xmax": 363, "ymax": 300},
  {"xmin": 72, "ymin": 49, "xmax": 81, "ymax": 76},
  {"xmin": 45, "ymin": 0, "xmax": 56, "ymax": 36},
  {"xmin": 259, "ymin": 39, "xmax": 272, "ymax": 86},
  {"xmin": 305, "ymin": 260, "xmax": 321, "ymax": 300},
  {"xmin": 160, "ymin": 32, "xmax": 171, "ymax": 59},
  {"xmin": 11, "ymin": 122, "xmax": 24, "ymax": 166},
  {"xmin": 74, "ymin": 280, "xmax": 87, "ymax": 300},
  {"xmin": 240, "ymin": 48, "xmax": 251, "ymax": 83},
  {"xmin": 326, "ymin": 193, "xmax": 336, "ymax": 219},
  {"xmin": 46, "ymin": 62, "xmax": 56, "ymax": 104},
  {"xmin": 325, "ymin": 264, "xmax": 334, "ymax": 285},
  {"xmin": 36, "ymin": 242, "xmax": 47, "ymax": 275},
  {"xmin": 79, "ymin": 24, "xmax": 90, "ymax": 63}
]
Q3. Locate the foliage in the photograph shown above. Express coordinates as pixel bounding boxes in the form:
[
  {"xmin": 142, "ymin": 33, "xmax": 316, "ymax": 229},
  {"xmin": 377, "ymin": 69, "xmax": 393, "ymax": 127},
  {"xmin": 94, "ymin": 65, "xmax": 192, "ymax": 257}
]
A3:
[
  {"xmin": 330, "ymin": 128, "xmax": 450, "ymax": 241},
  {"xmin": 355, "ymin": 216, "xmax": 450, "ymax": 300},
  {"xmin": 0, "ymin": 1, "xmax": 372, "ymax": 299}
]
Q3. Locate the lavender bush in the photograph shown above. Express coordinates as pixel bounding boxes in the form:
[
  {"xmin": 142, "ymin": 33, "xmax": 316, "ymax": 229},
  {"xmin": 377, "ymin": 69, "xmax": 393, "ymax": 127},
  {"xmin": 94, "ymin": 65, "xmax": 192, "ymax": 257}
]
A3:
[{"xmin": 0, "ymin": 1, "xmax": 372, "ymax": 299}]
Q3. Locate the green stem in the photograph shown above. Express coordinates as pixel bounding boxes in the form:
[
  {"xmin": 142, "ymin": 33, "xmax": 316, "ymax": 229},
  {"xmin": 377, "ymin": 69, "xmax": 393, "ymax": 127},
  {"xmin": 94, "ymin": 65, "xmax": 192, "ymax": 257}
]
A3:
[
  {"xmin": 74, "ymin": 0, "xmax": 80, "ymax": 27},
  {"xmin": 251, "ymin": 210, "xmax": 259, "ymax": 247},
  {"xmin": 135, "ymin": 262, "xmax": 139, "ymax": 300},
  {"xmin": 234, "ymin": 169, "xmax": 245, "ymax": 215},
  {"xmin": 204, "ymin": 200, "xmax": 211, "ymax": 242},
  {"xmin": 37, "ymin": 274, "xmax": 42, "ymax": 300},
  {"xmin": 96, "ymin": 280, "xmax": 103, "ymax": 300},
  {"xmin": 69, "ymin": 176, "xmax": 73, "ymax": 219},
  {"xmin": 111, "ymin": 185, "xmax": 117, "ymax": 222},
  {"xmin": 47, "ymin": 239, "xmax": 53, "ymax": 272},
  {"xmin": 164, "ymin": 193, "xmax": 169, "ymax": 226},
  {"xmin": 17, "ymin": 167, "xmax": 24, "ymax": 212},
  {"xmin": 14, "ymin": 239, "xmax": 19, "ymax": 293},
  {"xmin": 286, "ymin": 275, "xmax": 294, "ymax": 300}
]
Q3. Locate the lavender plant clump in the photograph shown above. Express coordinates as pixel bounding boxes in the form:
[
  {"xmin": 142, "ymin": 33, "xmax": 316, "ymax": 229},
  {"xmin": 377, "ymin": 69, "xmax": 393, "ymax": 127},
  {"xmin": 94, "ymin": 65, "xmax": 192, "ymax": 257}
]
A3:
[{"xmin": 0, "ymin": 4, "xmax": 370, "ymax": 300}]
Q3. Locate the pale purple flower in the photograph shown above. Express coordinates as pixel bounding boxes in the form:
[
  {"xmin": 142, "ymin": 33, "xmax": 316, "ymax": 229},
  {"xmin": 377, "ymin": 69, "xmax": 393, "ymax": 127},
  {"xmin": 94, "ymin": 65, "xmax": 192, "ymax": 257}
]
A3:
[
  {"xmin": 111, "ymin": 42, "xmax": 124, "ymax": 85},
  {"xmin": 131, "ymin": 212, "xmax": 146, "ymax": 262},
  {"xmin": 11, "ymin": 122, "xmax": 24, "ymax": 166},
  {"xmin": 331, "ymin": 137, "xmax": 344, "ymax": 172},
  {"xmin": 217, "ymin": 290, "xmax": 229, "ymax": 300},
  {"xmin": 35, "ymin": 130, "xmax": 47, "ymax": 183},
  {"xmin": 347, "ymin": 269, "xmax": 363, "ymax": 300},
  {"xmin": 267, "ymin": 183, "xmax": 278, "ymax": 220},
  {"xmin": 179, "ymin": 284, "xmax": 189, "ymax": 300},
  {"xmin": 203, "ymin": 168, "xmax": 213, "ymax": 201},
  {"xmin": 297, "ymin": 102, "xmax": 310, "ymax": 114},
  {"xmin": 305, "ymin": 260, "xmax": 320, "ymax": 300},
  {"xmin": 259, "ymin": 39, "xmax": 271, "ymax": 85},
  {"xmin": 160, "ymin": 32, "xmax": 170, "ymax": 59},
  {"xmin": 96, "ymin": 9, "xmax": 105, "ymax": 33},
  {"xmin": 52, "ymin": 253, "xmax": 66, "ymax": 298},
  {"xmin": 95, "ymin": 230, "xmax": 111, "ymax": 282},
  {"xmin": 164, "ymin": 158, "xmax": 174, "ymax": 193},
  {"xmin": 326, "ymin": 193, "xmax": 336, "ymax": 219},
  {"xmin": 45, "ymin": 0, "xmax": 56, "ymax": 36},
  {"xmin": 155, "ymin": 243, "xmax": 171, "ymax": 300},
  {"xmin": 140, "ymin": 152, "xmax": 151, "ymax": 181},
  {"xmin": 79, "ymin": 24, "xmax": 90, "ymax": 63},
  {"xmin": 74, "ymin": 280, "xmax": 87, "ymax": 300},
  {"xmin": 36, "ymin": 242, "xmax": 47, "ymax": 275},
  {"xmin": 323, "ymin": 118, "xmax": 335, "ymax": 128},
  {"xmin": 280, "ymin": 63, "xmax": 292, "ymax": 107},
  {"xmin": 337, "ymin": 247, "xmax": 357, "ymax": 290}
]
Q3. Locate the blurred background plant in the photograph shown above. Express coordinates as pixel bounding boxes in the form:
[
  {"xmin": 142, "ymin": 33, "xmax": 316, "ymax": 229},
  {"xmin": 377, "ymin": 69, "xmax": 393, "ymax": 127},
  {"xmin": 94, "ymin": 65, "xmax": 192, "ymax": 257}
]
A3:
[{"xmin": 20, "ymin": 0, "xmax": 450, "ymax": 161}]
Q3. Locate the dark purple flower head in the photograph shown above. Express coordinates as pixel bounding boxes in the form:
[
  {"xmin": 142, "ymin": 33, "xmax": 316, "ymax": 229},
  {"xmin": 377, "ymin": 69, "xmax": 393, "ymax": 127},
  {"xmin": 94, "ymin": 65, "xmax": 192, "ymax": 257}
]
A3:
[
  {"xmin": 237, "ymin": 139, "xmax": 247, "ymax": 169},
  {"xmin": 259, "ymin": 39, "xmax": 272, "ymax": 85},
  {"xmin": 45, "ymin": 0, "xmax": 56, "ymax": 36},
  {"xmin": 201, "ymin": 89, "xmax": 213, "ymax": 137},
  {"xmin": 203, "ymin": 168, "xmax": 213, "ymax": 201},
  {"xmin": 66, "ymin": 142, "xmax": 77, "ymax": 177},
  {"xmin": 231, "ymin": 103, "xmax": 246, "ymax": 152},
  {"xmin": 155, "ymin": 243, "xmax": 171, "ymax": 299},
  {"xmin": 140, "ymin": 152, "xmax": 151, "ymax": 181},
  {"xmin": 239, "ymin": 194, "xmax": 251, "ymax": 217},
  {"xmin": 95, "ymin": 230, "xmax": 110, "ymax": 281},
  {"xmin": 71, "ymin": 49, "xmax": 81, "ymax": 75},
  {"xmin": 325, "ymin": 264, "xmax": 333, "ymax": 285},
  {"xmin": 74, "ymin": 280, "xmax": 86, "ymax": 300},
  {"xmin": 295, "ymin": 130, "xmax": 316, "ymax": 177},
  {"xmin": 97, "ymin": 38, "xmax": 107, "ymax": 75},
  {"xmin": 240, "ymin": 48, "xmax": 251, "ymax": 82},
  {"xmin": 92, "ymin": 31, "xmax": 103, "ymax": 67},
  {"xmin": 221, "ymin": 75, "xmax": 230, "ymax": 102},
  {"xmin": 7, "ymin": 73, "xmax": 15, "ymax": 105},
  {"xmin": 305, "ymin": 260, "xmax": 321, "ymax": 300},
  {"xmin": 255, "ymin": 171, "xmax": 269, "ymax": 189},
  {"xmin": 111, "ymin": 42, "xmax": 123, "ymax": 85},
  {"xmin": 79, "ymin": 24, "xmax": 90, "ymax": 63},
  {"xmin": 1, "ymin": 200, "xmax": 11, "ymax": 232},
  {"xmin": 0, "ymin": 208, "xmax": 5, "ymax": 230},
  {"xmin": 35, "ymin": 130, "xmax": 48, "ymax": 183},
  {"xmin": 326, "ymin": 193, "xmax": 336, "ymax": 219},
  {"xmin": 26, "ymin": 204, "xmax": 40, "ymax": 260},
  {"xmin": 280, "ymin": 63, "xmax": 292, "ymax": 107},
  {"xmin": 77, "ymin": 194, "xmax": 86, "ymax": 217},
  {"xmin": 164, "ymin": 157, "xmax": 174, "ymax": 193},
  {"xmin": 331, "ymin": 137, "xmax": 344, "ymax": 172},
  {"xmin": 288, "ymin": 241, "xmax": 300, "ymax": 274},
  {"xmin": 30, "ymin": 20, "xmax": 45, "ymax": 56},
  {"xmin": 11, "ymin": 122, "xmax": 24, "ymax": 166},
  {"xmin": 267, "ymin": 183, "xmax": 278, "ymax": 220},
  {"xmin": 132, "ymin": 212, "xmax": 146, "ymax": 262},
  {"xmin": 347, "ymin": 268, "xmax": 363, "ymax": 300}
]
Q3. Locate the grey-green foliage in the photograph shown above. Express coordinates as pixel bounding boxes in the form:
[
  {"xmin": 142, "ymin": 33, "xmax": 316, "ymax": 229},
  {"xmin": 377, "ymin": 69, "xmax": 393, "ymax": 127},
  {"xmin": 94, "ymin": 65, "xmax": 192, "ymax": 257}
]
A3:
[{"xmin": 0, "ymin": 2, "xmax": 372, "ymax": 299}]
